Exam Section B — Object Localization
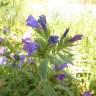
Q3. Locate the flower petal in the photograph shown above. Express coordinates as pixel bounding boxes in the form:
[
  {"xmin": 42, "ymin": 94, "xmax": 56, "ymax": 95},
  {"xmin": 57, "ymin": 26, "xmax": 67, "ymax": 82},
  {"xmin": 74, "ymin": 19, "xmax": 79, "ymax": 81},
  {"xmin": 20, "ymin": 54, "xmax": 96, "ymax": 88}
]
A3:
[
  {"xmin": 52, "ymin": 63, "xmax": 68, "ymax": 70},
  {"xmin": 58, "ymin": 64, "xmax": 68, "ymax": 70},
  {"xmin": 0, "ymin": 56, "xmax": 7, "ymax": 65},
  {"xmin": 3, "ymin": 26, "xmax": 9, "ymax": 34},
  {"xmin": 0, "ymin": 38, "xmax": 3, "ymax": 43},
  {"xmin": 38, "ymin": 15, "xmax": 47, "ymax": 31},
  {"xmin": 55, "ymin": 74, "xmax": 65, "ymax": 80},
  {"xmin": 19, "ymin": 55, "xmax": 25, "ymax": 61},
  {"xmin": 0, "ymin": 47, "xmax": 6, "ymax": 55},
  {"xmin": 48, "ymin": 35, "xmax": 59, "ymax": 44},
  {"xmin": 69, "ymin": 34, "xmax": 83, "ymax": 42},
  {"xmin": 26, "ymin": 15, "xmax": 39, "ymax": 28},
  {"xmin": 22, "ymin": 39, "xmax": 38, "ymax": 56},
  {"xmin": 82, "ymin": 91, "xmax": 92, "ymax": 96},
  {"xmin": 63, "ymin": 28, "xmax": 70, "ymax": 37}
]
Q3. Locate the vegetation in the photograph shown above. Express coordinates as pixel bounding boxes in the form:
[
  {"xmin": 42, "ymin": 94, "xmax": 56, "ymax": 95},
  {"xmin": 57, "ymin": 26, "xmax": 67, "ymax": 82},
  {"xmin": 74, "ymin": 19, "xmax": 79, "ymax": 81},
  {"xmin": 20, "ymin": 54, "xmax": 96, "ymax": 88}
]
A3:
[{"xmin": 0, "ymin": 0, "xmax": 96, "ymax": 96}]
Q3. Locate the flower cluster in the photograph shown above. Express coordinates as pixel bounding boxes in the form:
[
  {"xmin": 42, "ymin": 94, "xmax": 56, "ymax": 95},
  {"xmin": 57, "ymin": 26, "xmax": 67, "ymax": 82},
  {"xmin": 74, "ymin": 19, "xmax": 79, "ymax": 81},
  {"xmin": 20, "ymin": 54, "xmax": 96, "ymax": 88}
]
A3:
[
  {"xmin": 25, "ymin": 15, "xmax": 83, "ymax": 81},
  {"xmin": 0, "ymin": 14, "xmax": 85, "ymax": 96},
  {"xmin": 26, "ymin": 15, "xmax": 47, "ymax": 31},
  {"xmin": 22, "ymin": 38, "xmax": 38, "ymax": 56},
  {"xmin": 82, "ymin": 91, "xmax": 92, "ymax": 96}
]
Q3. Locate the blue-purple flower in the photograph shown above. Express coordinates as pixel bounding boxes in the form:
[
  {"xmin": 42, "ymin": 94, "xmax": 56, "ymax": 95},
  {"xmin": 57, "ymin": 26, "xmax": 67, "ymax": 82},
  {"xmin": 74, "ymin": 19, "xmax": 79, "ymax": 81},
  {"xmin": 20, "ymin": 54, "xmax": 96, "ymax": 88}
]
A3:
[
  {"xmin": 0, "ymin": 37, "xmax": 3, "ymax": 43},
  {"xmin": 48, "ymin": 35, "xmax": 59, "ymax": 44},
  {"xmin": 22, "ymin": 38, "xmax": 38, "ymax": 56},
  {"xmin": 52, "ymin": 63, "xmax": 68, "ymax": 70},
  {"xmin": 69, "ymin": 34, "xmax": 83, "ymax": 42},
  {"xmin": 53, "ymin": 64, "xmax": 68, "ymax": 80},
  {"xmin": 55, "ymin": 74, "xmax": 65, "ymax": 80},
  {"xmin": 26, "ymin": 15, "xmax": 47, "ymax": 31},
  {"xmin": 0, "ymin": 56, "xmax": 7, "ymax": 65},
  {"xmin": 38, "ymin": 15, "xmax": 47, "ymax": 31},
  {"xmin": 19, "ymin": 55, "xmax": 25, "ymax": 61},
  {"xmin": 14, "ymin": 54, "xmax": 25, "ymax": 69},
  {"xmin": 63, "ymin": 28, "xmax": 70, "ymax": 37},
  {"xmin": 22, "ymin": 38, "xmax": 32, "ymax": 43},
  {"xmin": 3, "ymin": 26, "xmax": 9, "ymax": 34},
  {"xmin": 26, "ymin": 15, "xmax": 39, "ymax": 29},
  {"xmin": 82, "ymin": 91, "xmax": 92, "ymax": 96}
]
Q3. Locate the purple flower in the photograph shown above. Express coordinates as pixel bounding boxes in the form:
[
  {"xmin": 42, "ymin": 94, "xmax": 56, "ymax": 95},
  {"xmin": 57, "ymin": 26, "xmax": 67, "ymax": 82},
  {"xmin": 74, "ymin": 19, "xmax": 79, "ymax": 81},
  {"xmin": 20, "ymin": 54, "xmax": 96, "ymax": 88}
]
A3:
[
  {"xmin": 22, "ymin": 38, "xmax": 38, "ymax": 56},
  {"xmin": 38, "ymin": 15, "xmax": 47, "ymax": 31},
  {"xmin": 0, "ymin": 56, "xmax": 7, "ymax": 65},
  {"xmin": 26, "ymin": 15, "xmax": 47, "ymax": 31},
  {"xmin": 14, "ymin": 54, "xmax": 25, "ymax": 69},
  {"xmin": 3, "ymin": 26, "xmax": 9, "ymax": 34},
  {"xmin": 19, "ymin": 55, "xmax": 25, "ymax": 61},
  {"xmin": 22, "ymin": 38, "xmax": 32, "ymax": 43},
  {"xmin": 63, "ymin": 28, "xmax": 70, "ymax": 37},
  {"xmin": 0, "ymin": 47, "xmax": 6, "ymax": 55},
  {"xmin": 82, "ymin": 91, "xmax": 92, "ymax": 96},
  {"xmin": 48, "ymin": 35, "xmax": 59, "ymax": 44},
  {"xmin": 55, "ymin": 74, "xmax": 65, "ymax": 80},
  {"xmin": 26, "ymin": 15, "xmax": 39, "ymax": 28},
  {"xmin": 52, "ymin": 63, "xmax": 68, "ymax": 70},
  {"xmin": 69, "ymin": 34, "xmax": 83, "ymax": 42},
  {"xmin": 0, "ymin": 38, "xmax": 3, "ymax": 43}
]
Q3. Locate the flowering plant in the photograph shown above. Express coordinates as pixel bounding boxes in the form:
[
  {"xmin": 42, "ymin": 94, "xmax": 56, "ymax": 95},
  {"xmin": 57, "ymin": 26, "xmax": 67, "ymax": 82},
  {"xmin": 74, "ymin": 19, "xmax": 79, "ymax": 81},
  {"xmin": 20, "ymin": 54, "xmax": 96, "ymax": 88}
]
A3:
[{"xmin": 0, "ymin": 15, "xmax": 83, "ymax": 96}]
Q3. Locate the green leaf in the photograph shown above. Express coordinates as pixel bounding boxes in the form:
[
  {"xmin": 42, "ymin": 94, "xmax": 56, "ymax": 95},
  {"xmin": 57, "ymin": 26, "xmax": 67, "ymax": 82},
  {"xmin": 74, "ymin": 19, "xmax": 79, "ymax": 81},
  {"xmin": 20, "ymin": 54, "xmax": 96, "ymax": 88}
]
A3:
[
  {"xmin": 28, "ymin": 90, "xmax": 41, "ymax": 96},
  {"xmin": 53, "ymin": 54, "xmax": 69, "ymax": 64},
  {"xmin": 58, "ymin": 51, "xmax": 73, "ymax": 64},
  {"xmin": 44, "ymin": 83, "xmax": 55, "ymax": 96},
  {"xmin": 39, "ymin": 59, "xmax": 48, "ymax": 80},
  {"xmin": 55, "ymin": 85, "xmax": 74, "ymax": 96}
]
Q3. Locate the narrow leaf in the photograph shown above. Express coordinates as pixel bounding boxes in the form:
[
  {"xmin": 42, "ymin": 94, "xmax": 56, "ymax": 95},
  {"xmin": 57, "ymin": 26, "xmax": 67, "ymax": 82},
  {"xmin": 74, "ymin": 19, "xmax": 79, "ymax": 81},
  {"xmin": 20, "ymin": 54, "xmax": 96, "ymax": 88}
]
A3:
[
  {"xmin": 39, "ymin": 59, "xmax": 48, "ymax": 80},
  {"xmin": 44, "ymin": 83, "xmax": 55, "ymax": 96}
]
